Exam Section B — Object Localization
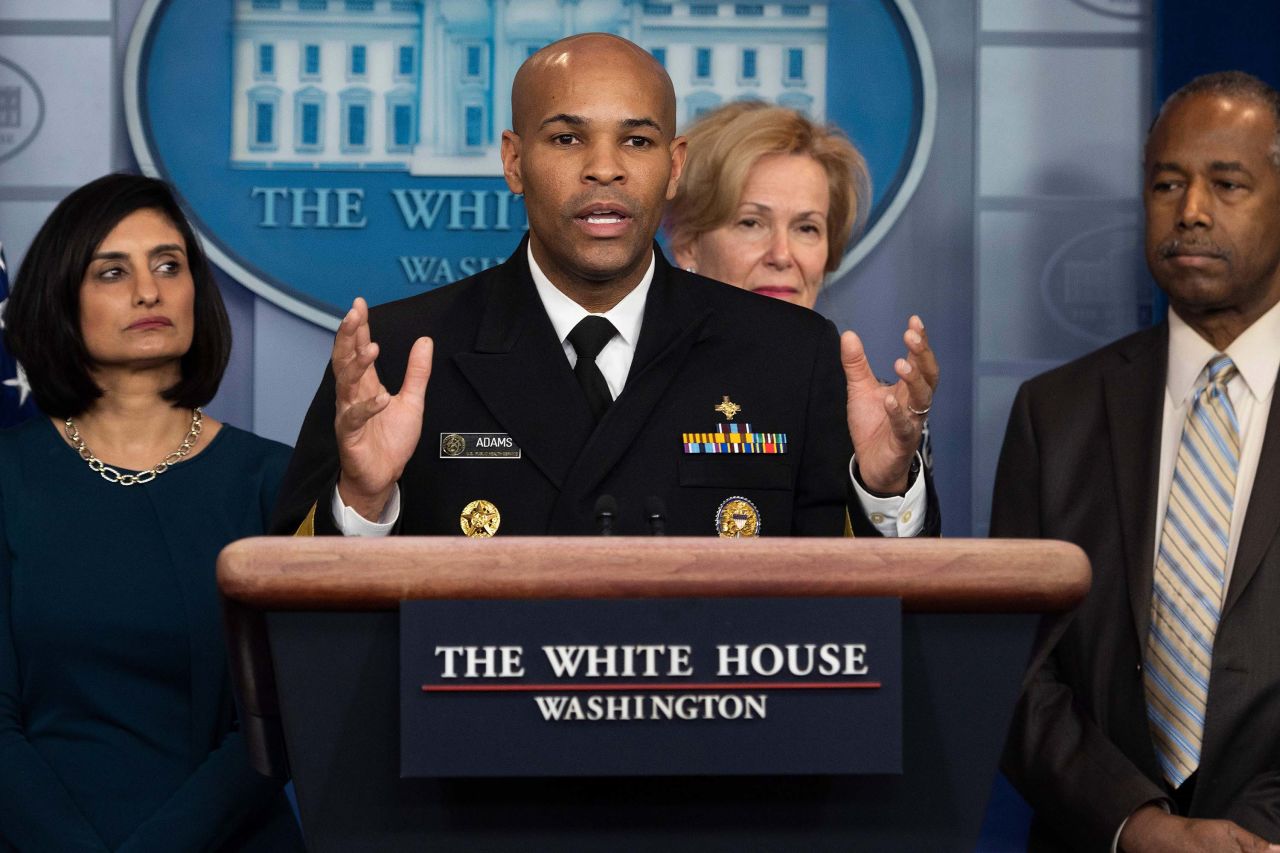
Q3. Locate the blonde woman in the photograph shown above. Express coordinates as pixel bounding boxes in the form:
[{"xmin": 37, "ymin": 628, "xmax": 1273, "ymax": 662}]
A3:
[{"xmin": 667, "ymin": 101, "xmax": 939, "ymax": 532}]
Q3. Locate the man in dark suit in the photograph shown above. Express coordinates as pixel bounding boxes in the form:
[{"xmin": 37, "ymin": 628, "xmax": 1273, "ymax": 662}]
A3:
[
  {"xmin": 273, "ymin": 33, "xmax": 939, "ymax": 538},
  {"xmin": 996, "ymin": 72, "xmax": 1280, "ymax": 852}
]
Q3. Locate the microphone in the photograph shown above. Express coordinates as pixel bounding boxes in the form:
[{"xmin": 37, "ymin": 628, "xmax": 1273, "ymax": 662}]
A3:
[
  {"xmin": 644, "ymin": 496, "xmax": 667, "ymax": 536},
  {"xmin": 594, "ymin": 495, "xmax": 617, "ymax": 536}
]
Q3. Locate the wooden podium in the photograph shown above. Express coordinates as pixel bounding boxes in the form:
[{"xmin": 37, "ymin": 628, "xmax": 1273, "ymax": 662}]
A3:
[{"xmin": 219, "ymin": 537, "xmax": 1087, "ymax": 852}]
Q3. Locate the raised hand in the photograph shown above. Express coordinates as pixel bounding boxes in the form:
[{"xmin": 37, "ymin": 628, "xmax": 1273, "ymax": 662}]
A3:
[
  {"xmin": 841, "ymin": 315, "xmax": 938, "ymax": 495},
  {"xmin": 332, "ymin": 297, "xmax": 433, "ymax": 521}
]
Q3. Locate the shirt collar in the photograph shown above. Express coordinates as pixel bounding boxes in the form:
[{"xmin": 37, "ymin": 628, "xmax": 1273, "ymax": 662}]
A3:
[
  {"xmin": 526, "ymin": 241, "xmax": 653, "ymax": 349},
  {"xmin": 1168, "ymin": 297, "xmax": 1280, "ymax": 404}
]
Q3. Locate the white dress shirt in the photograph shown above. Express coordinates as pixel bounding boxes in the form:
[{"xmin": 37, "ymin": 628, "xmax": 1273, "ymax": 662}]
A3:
[
  {"xmin": 1156, "ymin": 300, "xmax": 1280, "ymax": 589},
  {"xmin": 528, "ymin": 243, "xmax": 651, "ymax": 399}
]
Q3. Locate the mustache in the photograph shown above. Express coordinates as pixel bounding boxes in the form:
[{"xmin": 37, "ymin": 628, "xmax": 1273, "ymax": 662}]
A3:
[
  {"xmin": 1158, "ymin": 238, "xmax": 1229, "ymax": 260},
  {"xmin": 566, "ymin": 189, "xmax": 636, "ymax": 214}
]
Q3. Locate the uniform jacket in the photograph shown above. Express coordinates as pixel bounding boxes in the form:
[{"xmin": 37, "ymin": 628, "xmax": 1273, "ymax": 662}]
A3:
[
  {"xmin": 993, "ymin": 323, "xmax": 1280, "ymax": 850},
  {"xmin": 273, "ymin": 244, "xmax": 931, "ymax": 537}
]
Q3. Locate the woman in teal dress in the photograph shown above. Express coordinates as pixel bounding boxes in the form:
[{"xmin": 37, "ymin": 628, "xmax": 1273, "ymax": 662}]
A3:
[{"xmin": 0, "ymin": 174, "xmax": 304, "ymax": 851}]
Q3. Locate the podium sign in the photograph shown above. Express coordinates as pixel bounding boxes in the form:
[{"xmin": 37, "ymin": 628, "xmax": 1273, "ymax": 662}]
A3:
[{"xmin": 400, "ymin": 597, "xmax": 901, "ymax": 777}]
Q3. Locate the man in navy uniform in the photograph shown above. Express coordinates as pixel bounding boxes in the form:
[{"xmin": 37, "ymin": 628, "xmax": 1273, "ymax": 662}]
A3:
[{"xmin": 273, "ymin": 33, "xmax": 939, "ymax": 538}]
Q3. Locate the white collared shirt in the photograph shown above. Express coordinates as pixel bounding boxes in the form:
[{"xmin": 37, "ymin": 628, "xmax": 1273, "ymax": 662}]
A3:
[
  {"xmin": 527, "ymin": 242, "xmax": 651, "ymax": 400},
  {"xmin": 1156, "ymin": 298, "xmax": 1280, "ymax": 590}
]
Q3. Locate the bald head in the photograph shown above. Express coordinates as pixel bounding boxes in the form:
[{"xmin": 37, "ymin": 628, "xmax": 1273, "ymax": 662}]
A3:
[
  {"xmin": 499, "ymin": 31, "xmax": 687, "ymax": 309},
  {"xmin": 511, "ymin": 33, "xmax": 677, "ymax": 139}
]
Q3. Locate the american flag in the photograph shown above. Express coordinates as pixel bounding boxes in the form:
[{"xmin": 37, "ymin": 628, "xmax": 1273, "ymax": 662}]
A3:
[{"xmin": 0, "ymin": 241, "xmax": 38, "ymax": 427}]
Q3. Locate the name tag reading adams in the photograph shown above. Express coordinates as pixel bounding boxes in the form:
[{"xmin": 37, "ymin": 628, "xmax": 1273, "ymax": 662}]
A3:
[
  {"xmin": 439, "ymin": 432, "xmax": 521, "ymax": 459},
  {"xmin": 400, "ymin": 597, "xmax": 901, "ymax": 777}
]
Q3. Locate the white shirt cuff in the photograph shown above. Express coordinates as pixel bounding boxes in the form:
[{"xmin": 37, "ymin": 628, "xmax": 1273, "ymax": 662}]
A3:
[
  {"xmin": 848, "ymin": 452, "xmax": 927, "ymax": 537},
  {"xmin": 1111, "ymin": 817, "xmax": 1126, "ymax": 853},
  {"xmin": 1112, "ymin": 800, "xmax": 1171, "ymax": 852},
  {"xmin": 330, "ymin": 484, "xmax": 401, "ymax": 536}
]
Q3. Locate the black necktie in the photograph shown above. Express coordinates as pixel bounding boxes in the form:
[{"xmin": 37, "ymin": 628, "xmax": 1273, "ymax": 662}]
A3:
[{"xmin": 567, "ymin": 316, "xmax": 617, "ymax": 421}]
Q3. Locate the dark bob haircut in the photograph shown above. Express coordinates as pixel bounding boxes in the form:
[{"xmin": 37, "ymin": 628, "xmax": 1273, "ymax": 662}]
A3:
[{"xmin": 3, "ymin": 173, "xmax": 231, "ymax": 417}]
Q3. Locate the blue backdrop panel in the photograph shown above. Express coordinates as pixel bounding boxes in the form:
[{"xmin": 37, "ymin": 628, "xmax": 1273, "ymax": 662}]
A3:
[{"xmin": 1154, "ymin": 0, "xmax": 1280, "ymax": 102}]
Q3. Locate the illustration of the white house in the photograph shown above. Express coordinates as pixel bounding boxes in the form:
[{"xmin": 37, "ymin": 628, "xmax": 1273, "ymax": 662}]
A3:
[{"xmin": 231, "ymin": 0, "xmax": 827, "ymax": 174}]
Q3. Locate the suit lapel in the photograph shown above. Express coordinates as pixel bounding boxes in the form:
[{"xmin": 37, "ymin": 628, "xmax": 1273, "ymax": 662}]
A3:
[
  {"xmin": 1222, "ymin": 368, "xmax": 1280, "ymax": 616},
  {"xmin": 1102, "ymin": 325, "xmax": 1168, "ymax": 642},
  {"xmin": 559, "ymin": 254, "xmax": 711, "ymax": 502},
  {"xmin": 453, "ymin": 249, "xmax": 594, "ymax": 489}
]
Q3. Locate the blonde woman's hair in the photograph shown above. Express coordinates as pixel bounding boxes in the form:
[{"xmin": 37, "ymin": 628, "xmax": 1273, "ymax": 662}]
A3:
[{"xmin": 665, "ymin": 100, "xmax": 871, "ymax": 274}]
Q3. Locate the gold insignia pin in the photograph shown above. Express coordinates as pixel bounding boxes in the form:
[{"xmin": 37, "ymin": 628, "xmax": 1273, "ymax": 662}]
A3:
[
  {"xmin": 716, "ymin": 496, "xmax": 760, "ymax": 538},
  {"xmin": 460, "ymin": 499, "xmax": 501, "ymax": 537},
  {"xmin": 714, "ymin": 395, "xmax": 742, "ymax": 421},
  {"xmin": 442, "ymin": 433, "xmax": 466, "ymax": 456}
]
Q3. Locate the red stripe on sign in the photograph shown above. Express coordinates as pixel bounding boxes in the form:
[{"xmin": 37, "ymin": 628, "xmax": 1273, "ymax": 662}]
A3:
[{"xmin": 422, "ymin": 681, "xmax": 882, "ymax": 693}]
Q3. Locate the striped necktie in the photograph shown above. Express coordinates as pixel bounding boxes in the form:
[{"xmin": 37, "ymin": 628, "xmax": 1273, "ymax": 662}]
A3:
[{"xmin": 1145, "ymin": 354, "xmax": 1240, "ymax": 787}]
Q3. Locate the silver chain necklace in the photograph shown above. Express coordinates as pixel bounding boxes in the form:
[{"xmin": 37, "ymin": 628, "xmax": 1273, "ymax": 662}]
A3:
[{"xmin": 64, "ymin": 407, "xmax": 203, "ymax": 486}]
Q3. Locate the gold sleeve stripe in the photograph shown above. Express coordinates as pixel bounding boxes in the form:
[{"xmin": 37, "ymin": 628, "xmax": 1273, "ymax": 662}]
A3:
[
  {"xmin": 294, "ymin": 503, "xmax": 317, "ymax": 537},
  {"xmin": 843, "ymin": 509, "xmax": 855, "ymax": 538}
]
